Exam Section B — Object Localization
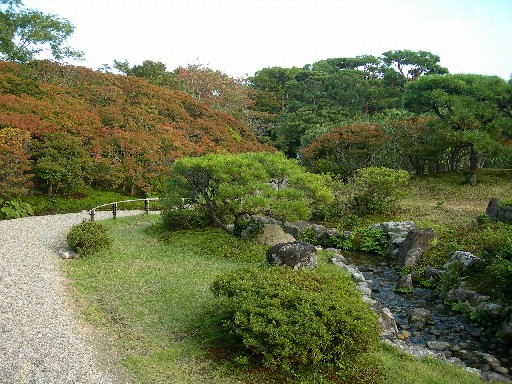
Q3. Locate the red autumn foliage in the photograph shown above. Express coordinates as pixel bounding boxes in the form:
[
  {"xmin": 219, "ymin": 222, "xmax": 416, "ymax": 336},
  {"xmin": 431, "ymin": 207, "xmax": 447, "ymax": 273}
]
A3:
[
  {"xmin": 300, "ymin": 123, "xmax": 386, "ymax": 176},
  {"xmin": 0, "ymin": 61, "xmax": 272, "ymax": 195}
]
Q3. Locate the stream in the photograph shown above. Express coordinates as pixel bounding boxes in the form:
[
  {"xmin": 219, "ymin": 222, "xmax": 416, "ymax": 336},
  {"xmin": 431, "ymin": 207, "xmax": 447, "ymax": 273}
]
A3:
[{"xmin": 343, "ymin": 251, "xmax": 512, "ymax": 379}]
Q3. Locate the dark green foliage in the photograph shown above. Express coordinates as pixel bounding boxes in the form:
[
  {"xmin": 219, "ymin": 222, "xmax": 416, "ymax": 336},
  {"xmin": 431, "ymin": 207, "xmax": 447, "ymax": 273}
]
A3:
[
  {"xmin": 211, "ymin": 266, "xmax": 379, "ymax": 374},
  {"xmin": 161, "ymin": 206, "xmax": 212, "ymax": 231},
  {"xmin": 298, "ymin": 227, "xmax": 339, "ymax": 248},
  {"xmin": 298, "ymin": 226, "xmax": 389, "ymax": 256},
  {"xmin": 67, "ymin": 221, "xmax": 112, "ymax": 256},
  {"xmin": 232, "ymin": 215, "xmax": 264, "ymax": 238},
  {"xmin": 0, "ymin": 199, "xmax": 33, "ymax": 219}
]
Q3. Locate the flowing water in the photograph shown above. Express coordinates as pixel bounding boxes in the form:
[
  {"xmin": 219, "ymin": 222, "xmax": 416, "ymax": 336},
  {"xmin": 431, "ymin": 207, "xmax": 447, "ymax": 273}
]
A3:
[{"xmin": 343, "ymin": 251, "xmax": 512, "ymax": 376}]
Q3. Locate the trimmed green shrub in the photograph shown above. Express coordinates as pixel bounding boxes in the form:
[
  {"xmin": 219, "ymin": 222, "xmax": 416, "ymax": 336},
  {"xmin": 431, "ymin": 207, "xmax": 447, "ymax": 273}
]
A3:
[
  {"xmin": 349, "ymin": 167, "xmax": 409, "ymax": 215},
  {"xmin": 161, "ymin": 206, "xmax": 212, "ymax": 231},
  {"xmin": 67, "ymin": 221, "xmax": 112, "ymax": 256},
  {"xmin": 211, "ymin": 266, "xmax": 379, "ymax": 374}
]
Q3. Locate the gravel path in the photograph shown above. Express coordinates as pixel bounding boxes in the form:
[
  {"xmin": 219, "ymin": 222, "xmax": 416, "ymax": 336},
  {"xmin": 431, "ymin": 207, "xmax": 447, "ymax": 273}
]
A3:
[{"xmin": 0, "ymin": 211, "xmax": 146, "ymax": 384}]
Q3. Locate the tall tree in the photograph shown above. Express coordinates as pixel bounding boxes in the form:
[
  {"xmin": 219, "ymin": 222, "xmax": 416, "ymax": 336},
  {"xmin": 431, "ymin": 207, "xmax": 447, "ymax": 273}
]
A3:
[
  {"xmin": 381, "ymin": 50, "xmax": 448, "ymax": 81},
  {"xmin": 403, "ymin": 74, "xmax": 511, "ymax": 185},
  {"xmin": 300, "ymin": 123, "xmax": 387, "ymax": 177},
  {"xmin": 165, "ymin": 152, "xmax": 333, "ymax": 234},
  {"xmin": 32, "ymin": 133, "xmax": 91, "ymax": 196},
  {"xmin": 0, "ymin": 0, "xmax": 83, "ymax": 62}
]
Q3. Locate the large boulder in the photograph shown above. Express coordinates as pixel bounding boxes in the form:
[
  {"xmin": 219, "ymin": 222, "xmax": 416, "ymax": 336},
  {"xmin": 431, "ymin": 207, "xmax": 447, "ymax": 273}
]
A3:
[
  {"xmin": 368, "ymin": 299, "xmax": 399, "ymax": 338},
  {"xmin": 486, "ymin": 197, "xmax": 501, "ymax": 219},
  {"xmin": 396, "ymin": 228, "xmax": 436, "ymax": 268},
  {"xmin": 446, "ymin": 287, "xmax": 490, "ymax": 308},
  {"xmin": 408, "ymin": 308, "xmax": 432, "ymax": 330},
  {"xmin": 372, "ymin": 221, "xmax": 416, "ymax": 245},
  {"xmin": 395, "ymin": 274, "xmax": 413, "ymax": 293},
  {"xmin": 242, "ymin": 223, "xmax": 295, "ymax": 246},
  {"xmin": 501, "ymin": 311, "xmax": 512, "ymax": 338},
  {"xmin": 486, "ymin": 198, "xmax": 512, "ymax": 224},
  {"xmin": 266, "ymin": 241, "xmax": 318, "ymax": 270},
  {"xmin": 443, "ymin": 251, "xmax": 481, "ymax": 273},
  {"xmin": 282, "ymin": 220, "xmax": 339, "ymax": 241}
]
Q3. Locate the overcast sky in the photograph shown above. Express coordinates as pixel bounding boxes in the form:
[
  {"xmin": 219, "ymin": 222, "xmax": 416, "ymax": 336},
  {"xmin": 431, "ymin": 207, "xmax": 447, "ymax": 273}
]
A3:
[{"xmin": 22, "ymin": 0, "xmax": 512, "ymax": 79}]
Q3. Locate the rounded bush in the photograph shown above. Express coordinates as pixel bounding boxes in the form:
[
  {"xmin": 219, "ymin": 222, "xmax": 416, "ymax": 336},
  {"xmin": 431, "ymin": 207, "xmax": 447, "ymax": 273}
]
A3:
[
  {"xmin": 67, "ymin": 221, "xmax": 112, "ymax": 256},
  {"xmin": 350, "ymin": 166, "xmax": 409, "ymax": 215},
  {"xmin": 211, "ymin": 266, "xmax": 379, "ymax": 373}
]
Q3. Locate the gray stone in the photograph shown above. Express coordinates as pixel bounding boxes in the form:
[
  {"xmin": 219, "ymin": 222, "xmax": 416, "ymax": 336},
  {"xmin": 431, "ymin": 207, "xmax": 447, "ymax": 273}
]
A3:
[
  {"xmin": 281, "ymin": 220, "xmax": 311, "ymax": 239},
  {"xmin": 244, "ymin": 224, "xmax": 295, "ymax": 246},
  {"xmin": 282, "ymin": 220, "xmax": 339, "ymax": 241},
  {"xmin": 444, "ymin": 251, "xmax": 481, "ymax": 273},
  {"xmin": 395, "ymin": 274, "xmax": 413, "ymax": 293},
  {"xmin": 476, "ymin": 302, "xmax": 503, "ymax": 320},
  {"xmin": 446, "ymin": 287, "xmax": 490, "ymax": 308},
  {"xmin": 481, "ymin": 372, "xmax": 511, "ymax": 383},
  {"xmin": 426, "ymin": 340, "xmax": 451, "ymax": 351},
  {"xmin": 376, "ymin": 221, "xmax": 416, "ymax": 244},
  {"xmin": 408, "ymin": 308, "xmax": 432, "ymax": 329},
  {"xmin": 396, "ymin": 228, "xmax": 436, "ymax": 268},
  {"xmin": 494, "ymin": 366, "xmax": 509, "ymax": 376},
  {"xmin": 486, "ymin": 198, "xmax": 512, "ymax": 224},
  {"xmin": 357, "ymin": 282, "xmax": 372, "ymax": 296},
  {"xmin": 486, "ymin": 197, "xmax": 501, "ymax": 219},
  {"xmin": 266, "ymin": 241, "xmax": 318, "ymax": 270},
  {"xmin": 370, "ymin": 300, "xmax": 399, "ymax": 339},
  {"xmin": 501, "ymin": 312, "xmax": 512, "ymax": 338}
]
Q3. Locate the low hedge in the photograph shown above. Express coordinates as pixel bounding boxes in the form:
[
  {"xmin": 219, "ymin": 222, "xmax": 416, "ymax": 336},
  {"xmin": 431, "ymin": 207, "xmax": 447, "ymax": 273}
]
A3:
[{"xmin": 211, "ymin": 266, "xmax": 379, "ymax": 374}]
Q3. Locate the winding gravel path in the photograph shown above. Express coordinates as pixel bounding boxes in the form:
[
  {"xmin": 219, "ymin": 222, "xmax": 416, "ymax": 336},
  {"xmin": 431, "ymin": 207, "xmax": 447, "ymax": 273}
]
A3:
[{"xmin": 0, "ymin": 211, "xmax": 144, "ymax": 384}]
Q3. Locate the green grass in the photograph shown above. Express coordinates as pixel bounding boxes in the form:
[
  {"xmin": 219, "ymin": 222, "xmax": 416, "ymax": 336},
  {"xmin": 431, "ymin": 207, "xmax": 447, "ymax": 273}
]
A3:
[
  {"xmin": 397, "ymin": 169, "xmax": 512, "ymax": 231},
  {"xmin": 64, "ymin": 214, "xmax": 492, "ymax": 383}
]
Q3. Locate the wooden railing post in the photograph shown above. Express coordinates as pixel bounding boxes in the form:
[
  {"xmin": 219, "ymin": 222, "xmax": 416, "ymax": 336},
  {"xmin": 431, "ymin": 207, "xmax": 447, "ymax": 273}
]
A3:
[{"xmin": 88, "ymin": 197, "xmax": 159, "ymax": 221}]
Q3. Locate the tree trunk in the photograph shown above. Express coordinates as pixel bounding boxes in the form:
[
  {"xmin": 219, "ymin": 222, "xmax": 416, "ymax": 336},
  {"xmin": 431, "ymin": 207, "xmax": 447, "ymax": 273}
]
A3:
[
  {"xmin": 47, "ymin": 183, "xmax": 53, "ymax": 197},
  {"xmin": 469, "ymin": 146, "xmax": 478, "ymax": 186}
]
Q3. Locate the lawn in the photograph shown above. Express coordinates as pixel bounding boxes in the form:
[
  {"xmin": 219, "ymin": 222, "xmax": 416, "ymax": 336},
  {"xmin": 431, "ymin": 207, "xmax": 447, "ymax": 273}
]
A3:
[{"xmin": 64, "ymin": 212, "xmax": 493, "ymax": 383}]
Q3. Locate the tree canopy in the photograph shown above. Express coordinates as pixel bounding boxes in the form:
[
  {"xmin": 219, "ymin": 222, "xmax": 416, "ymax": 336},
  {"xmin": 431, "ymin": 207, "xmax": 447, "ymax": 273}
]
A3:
[
  {"xmin": 0, "ymin": 60, "xmax": 270, "ymax": 196},
  {"xmin": 403, "ymin": 74, "xmax": 511, "ymax": 185},
  {"xmin": 165, "ymin": 152, "xmax": 334, "ymax": 234},
  {"xmin": 0, "ymin": 0, "xmax": 83, "ymax": 62}
]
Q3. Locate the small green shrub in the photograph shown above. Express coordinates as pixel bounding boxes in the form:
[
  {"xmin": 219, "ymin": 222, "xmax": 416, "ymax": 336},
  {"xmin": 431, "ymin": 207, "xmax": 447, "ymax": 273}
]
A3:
[
  {"xmin": 437, "ymin": 261, "xmax": 462, "ymax": 296},
  {"xmin": 161, "ymin": 206, "xmax": 212, "ymax": 231},
  {"xmin": 233, "ymin": 216, "xmax": 264, "ymax": 238},
  {"xmin": 356, "ymin": 227, "xmax": 390, "ymax": 256},
  {"xmin": 67, "ymin": 221, "xmax": 112, "ymax": 256},
  {"xmin": 0, "ymin": 199, "xmax": 34, "ymax": 219},
  {"xmin": 211, "ymin": 266, "xmax": 379, "ymax": 374},
  {"xmin": 349, "ymin": 167, "xmax": 410, "ymax": 215}
]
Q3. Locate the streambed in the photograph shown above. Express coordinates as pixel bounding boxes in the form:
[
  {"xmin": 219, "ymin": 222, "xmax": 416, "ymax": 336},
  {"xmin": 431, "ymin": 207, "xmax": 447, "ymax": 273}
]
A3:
[{"xmin": 343, "ymin": 251, "xmax": 512, "ymax": 379}]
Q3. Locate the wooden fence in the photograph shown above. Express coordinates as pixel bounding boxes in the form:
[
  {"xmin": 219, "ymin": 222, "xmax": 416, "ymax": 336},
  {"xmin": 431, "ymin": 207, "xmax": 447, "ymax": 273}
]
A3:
[{"xmin": 88, "ymin": 198, "xmax": 160, "ymax": 221}]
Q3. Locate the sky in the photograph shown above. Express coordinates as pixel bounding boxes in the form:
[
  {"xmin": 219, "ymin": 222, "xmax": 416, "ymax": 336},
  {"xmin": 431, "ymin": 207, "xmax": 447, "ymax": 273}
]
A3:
[{"xmin": 22, "ymin": 0, "xmax": 512, "ymax": 79}]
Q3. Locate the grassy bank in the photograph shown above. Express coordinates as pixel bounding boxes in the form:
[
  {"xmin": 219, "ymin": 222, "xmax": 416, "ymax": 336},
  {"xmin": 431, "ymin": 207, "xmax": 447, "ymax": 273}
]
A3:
[
  {"xmin": 399, "ymin": 169, "xmax": 512, "ymax": 230},
  {"xmin": 64, "ymin": 214, "xmax": 490, "ymax": 383}
]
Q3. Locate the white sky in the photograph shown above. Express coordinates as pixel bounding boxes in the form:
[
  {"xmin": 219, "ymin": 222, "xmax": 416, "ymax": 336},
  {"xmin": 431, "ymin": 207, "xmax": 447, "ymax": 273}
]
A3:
[{"xmin": 22, "ymin": 0, "xmax": 512, "ymax": 79}]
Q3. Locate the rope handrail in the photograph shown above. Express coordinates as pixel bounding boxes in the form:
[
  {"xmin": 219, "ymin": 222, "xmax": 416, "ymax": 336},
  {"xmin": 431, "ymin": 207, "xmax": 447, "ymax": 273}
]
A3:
[{"xmin": 88, "ymin": 197, "xmax": 160, "ymax": 221}]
